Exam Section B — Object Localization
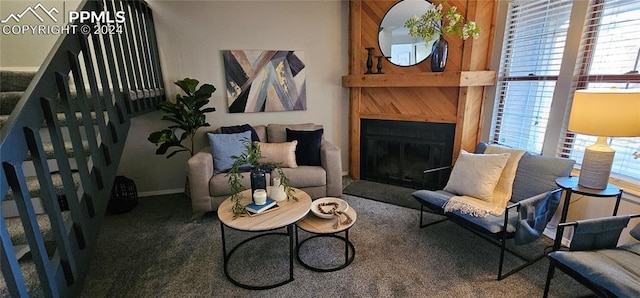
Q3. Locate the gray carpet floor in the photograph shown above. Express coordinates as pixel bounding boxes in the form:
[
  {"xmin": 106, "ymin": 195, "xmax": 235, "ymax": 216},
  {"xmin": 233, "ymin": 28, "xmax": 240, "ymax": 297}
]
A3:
[
  {"xmin": 81, "ymin": 190, "xmax": 592, "ymax": 297},
  {"xmin": 343, "ymin": 180, "xmax": 420, "ymax": 210}
]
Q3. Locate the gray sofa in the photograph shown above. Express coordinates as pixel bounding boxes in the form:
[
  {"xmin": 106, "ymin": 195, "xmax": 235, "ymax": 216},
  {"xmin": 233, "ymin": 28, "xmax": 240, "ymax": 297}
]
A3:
[
  {"xmin": 412, "ymin": 142, "xmax": 576, "ymax": 280},
  {"xmin": 187, "ymin": 123, "xmax": 342, "ymax": 214}
]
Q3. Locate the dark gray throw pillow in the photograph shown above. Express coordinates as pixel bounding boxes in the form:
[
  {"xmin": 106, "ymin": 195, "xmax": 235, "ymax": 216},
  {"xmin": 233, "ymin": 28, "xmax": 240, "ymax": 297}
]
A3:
[
  {"xmin": 220, "ymin": 124, "xmax": 260, "ymax": 142},
  {"xmin": 286, "ymin": 128, "xmax": 323, "ymax": 166}
]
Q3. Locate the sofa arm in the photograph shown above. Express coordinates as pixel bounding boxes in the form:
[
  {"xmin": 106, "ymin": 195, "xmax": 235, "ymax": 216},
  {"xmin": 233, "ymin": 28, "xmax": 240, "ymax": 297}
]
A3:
[
  {"xmin": 187, "ymin": 147, "xmax": 214, "ymax": 214},
  {"xmin": 320, "ymin": 139, "xmax": 342, "ymax": 197}
]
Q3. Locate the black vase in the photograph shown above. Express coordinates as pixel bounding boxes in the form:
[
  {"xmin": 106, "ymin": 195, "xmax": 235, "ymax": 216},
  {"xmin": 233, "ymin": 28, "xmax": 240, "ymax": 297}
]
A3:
[
  {"xmin": 250, "ymin": 168, "xmax": 267, "ymax": 200},
  {"xmin": 431, "ymin": 36, "xmax": 449, "ymax": 72}
]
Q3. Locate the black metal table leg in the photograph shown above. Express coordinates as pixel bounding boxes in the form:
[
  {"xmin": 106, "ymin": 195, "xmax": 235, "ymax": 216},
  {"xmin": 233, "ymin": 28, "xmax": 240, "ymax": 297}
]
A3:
[
  {"xmin": 296, "ymin": 227, "xmax": 355, "ymax": 272},
  {"xmin": 220, "ymin": 223, "xmax": 294, "ymax": 290}
]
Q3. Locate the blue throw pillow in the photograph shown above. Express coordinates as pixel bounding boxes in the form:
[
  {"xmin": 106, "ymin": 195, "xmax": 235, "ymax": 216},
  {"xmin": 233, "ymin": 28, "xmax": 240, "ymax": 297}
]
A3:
[
  {"xmin": 208, "ymin": 130, "xmax": 251, "ymax": 173},
  {"xmin": 286, "ymin": 128, "xmax": 323, "ymax": 166}
]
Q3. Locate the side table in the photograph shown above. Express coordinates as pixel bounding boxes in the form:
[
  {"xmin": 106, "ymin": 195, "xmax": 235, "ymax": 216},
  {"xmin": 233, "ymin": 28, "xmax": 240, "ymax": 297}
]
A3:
[
  {"xmin": 217, "ymin": 187, "xmax": 311, "ymax": 290},
  {"xmin": 296, "ymin": 207, "xmax": 357, "ymax": 272},
  {"xmin": 554, "ymin": 176, "xmax": 623, "ymax": 249}
]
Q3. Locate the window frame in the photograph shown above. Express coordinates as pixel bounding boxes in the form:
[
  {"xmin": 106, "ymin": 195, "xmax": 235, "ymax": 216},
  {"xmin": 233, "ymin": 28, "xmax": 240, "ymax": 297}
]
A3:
[{"xmin": 484, "ymin": 0, "xmax": 640, "ymax": 194}]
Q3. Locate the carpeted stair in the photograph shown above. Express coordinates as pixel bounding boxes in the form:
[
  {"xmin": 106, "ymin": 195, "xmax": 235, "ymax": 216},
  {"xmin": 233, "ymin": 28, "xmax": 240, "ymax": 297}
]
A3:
[
  {"xmin": 1, "ymin": 69, "xmax": 95, "ymax": 260},
  {"xmin": 1, "ymin": 70, "xmax": 95, "ymax": 201}
]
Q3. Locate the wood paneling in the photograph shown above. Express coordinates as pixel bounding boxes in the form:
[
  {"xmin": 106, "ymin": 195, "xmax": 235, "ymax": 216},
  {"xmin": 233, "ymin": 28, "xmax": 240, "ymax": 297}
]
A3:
[
  {"xmin": 346, "ymin": 0, "xmax": 497, "ymax": 178},
  {"xmin": 342, "ymin": 71, "xmax": 496, "ymax": 87}
]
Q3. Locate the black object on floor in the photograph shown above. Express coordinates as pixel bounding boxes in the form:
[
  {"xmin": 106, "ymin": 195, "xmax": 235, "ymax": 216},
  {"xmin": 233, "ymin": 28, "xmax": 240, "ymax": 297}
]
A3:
[
  {"xmin": 342, "ymin": 180, "xmax": 420, "ymax": 210},
  {"xmin": 108, "ymin": 176, "xmax": 138, "ymax": 214}
]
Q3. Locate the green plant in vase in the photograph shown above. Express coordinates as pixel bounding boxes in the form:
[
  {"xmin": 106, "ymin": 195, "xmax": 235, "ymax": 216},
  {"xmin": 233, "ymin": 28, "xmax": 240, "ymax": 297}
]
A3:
[
  {"xmin": 404, "ymin": 0, "xmax": 480, "ymax": 42},
  {"xmin": 404, "ymin": 0, "xmax": 480, "ymax": 72},
  {"xmin": 227, "ymin": 138, "xmax": 297, "ymax": 218}
]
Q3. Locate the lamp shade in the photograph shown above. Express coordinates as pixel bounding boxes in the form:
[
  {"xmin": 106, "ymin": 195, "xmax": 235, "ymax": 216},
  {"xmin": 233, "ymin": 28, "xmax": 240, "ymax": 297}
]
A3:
[{"xmin": 568, "ymin": 89, "xmax": 640, "ymax": 137}]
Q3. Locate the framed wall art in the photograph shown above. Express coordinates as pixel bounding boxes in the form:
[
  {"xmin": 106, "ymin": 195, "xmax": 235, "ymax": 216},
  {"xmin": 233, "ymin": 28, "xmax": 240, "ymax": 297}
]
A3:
[{"xmin": 222, "ymin": 50, "xmax": 306, "ymax": 113}]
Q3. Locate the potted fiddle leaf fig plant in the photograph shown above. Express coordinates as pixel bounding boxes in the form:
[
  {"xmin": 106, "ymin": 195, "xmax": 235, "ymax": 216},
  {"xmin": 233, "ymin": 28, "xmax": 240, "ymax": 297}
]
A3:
[
  {"xmin": 404, "ymin": 0, "xmax": 480, "ymax": 72},
  {"xmin": 147, "ymin": 78, "xmax": 216, "ymax": 197},
  {"xmin": 227, "ymin": 138, "xmax": 297, "ymax": 218},
  {"xmin": 148, "ymin": 78, "xmax": 216, "ymax": 158}
]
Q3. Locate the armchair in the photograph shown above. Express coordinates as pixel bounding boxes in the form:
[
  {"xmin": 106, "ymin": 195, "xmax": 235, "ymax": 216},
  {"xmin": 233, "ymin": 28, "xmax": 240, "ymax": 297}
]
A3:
[
  {"xmin": 544, "ymin": 214, "xmax": 640, "ymax": 297},
  {"xmin": 412, "ymin": 142, "xmax": 575, "ymax": 280}
]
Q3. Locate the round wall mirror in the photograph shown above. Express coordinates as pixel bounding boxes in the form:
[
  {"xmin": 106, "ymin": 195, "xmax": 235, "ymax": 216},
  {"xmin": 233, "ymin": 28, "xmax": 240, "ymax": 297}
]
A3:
[{"xmin": 379, "ymin": 0, "xmax": 438, "ymax": 66}]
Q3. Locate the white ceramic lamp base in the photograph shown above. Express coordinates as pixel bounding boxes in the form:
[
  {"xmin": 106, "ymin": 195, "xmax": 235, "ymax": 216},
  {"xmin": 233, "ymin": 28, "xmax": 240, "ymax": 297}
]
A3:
[{"xmin": 578, "ymin": 137, "xmax": 614, "ymax": 189}]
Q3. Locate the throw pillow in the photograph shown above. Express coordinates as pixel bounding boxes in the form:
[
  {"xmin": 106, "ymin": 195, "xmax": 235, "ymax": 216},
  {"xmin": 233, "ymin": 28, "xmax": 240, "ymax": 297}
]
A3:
[
  {"xmin": 286, "ymin": 128, "xmax": 323, "ymax": 166},
  {"xmin": 207, "ymin": 130, "xmax": 251, "ymax": 173},
  {"xmin": 443, "ymin": 150, "xmax": 511, "ymax": 202},
  {"xmin": 220, "ymin": 124, "xmax": 260, "ymax": 142},
  {"xmin": 256, "ymin": 141, "xmax": 298, "ymax": 168}
]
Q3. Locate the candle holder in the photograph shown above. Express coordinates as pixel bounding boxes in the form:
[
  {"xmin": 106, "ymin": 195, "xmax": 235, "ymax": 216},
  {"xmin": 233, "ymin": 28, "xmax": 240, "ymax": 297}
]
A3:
[
  {"xmin": 375, "ymin": 56, "xmax": 384, "ymax": 74},
  {"xmin": 365, "ymin": 47, "xmax": 375, "ymax": 74}
]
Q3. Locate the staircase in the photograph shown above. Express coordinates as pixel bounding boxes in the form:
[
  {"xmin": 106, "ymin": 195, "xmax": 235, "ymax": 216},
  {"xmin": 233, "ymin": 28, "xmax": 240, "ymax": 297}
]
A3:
[{"xmin": 0, "ymin": 0, "xmax": 164, "ymax": 296}]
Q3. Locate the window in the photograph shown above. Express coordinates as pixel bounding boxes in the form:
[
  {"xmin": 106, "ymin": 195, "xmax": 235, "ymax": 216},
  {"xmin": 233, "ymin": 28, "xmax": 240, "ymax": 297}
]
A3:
[
  {"xmin": 560, "ymin": 0, "xmax": 640, "ymax": 181},
  {"xmin": 491, "ymin": 0, "xmax": 640, "ymax": 184},
  {"xmin": 492, "ymin": 0, "xmax": 573, "ymax": 153}
]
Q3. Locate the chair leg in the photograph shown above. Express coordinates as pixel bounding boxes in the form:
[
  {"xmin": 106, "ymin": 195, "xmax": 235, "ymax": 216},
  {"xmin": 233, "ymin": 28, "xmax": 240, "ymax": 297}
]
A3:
[
  {"xmin": 418, "ymin": 204, "xmax": 448, "ymax": 229},
  {"xmin": 543, "ymin": 262, "xmax": 556, "ymax": 298},
  {"xmin": 497, "ymin": 237, "xmax": 507, "ymax": 280}
]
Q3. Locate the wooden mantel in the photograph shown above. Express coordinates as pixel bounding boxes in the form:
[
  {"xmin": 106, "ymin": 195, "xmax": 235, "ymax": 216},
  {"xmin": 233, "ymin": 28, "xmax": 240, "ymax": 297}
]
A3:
[
  {"xmin": 345, "ymin": 0, "xmax": 497, "ymax": 179},
  {"xmin": 342, "ymin": 71, "xmax": 496, "ymax": 88}
]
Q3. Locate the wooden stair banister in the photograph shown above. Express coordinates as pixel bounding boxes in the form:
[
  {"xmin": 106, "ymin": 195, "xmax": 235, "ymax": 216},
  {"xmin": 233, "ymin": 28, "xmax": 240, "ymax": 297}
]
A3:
[{"xmin": 0, "ymin": 0, "xmax": 165, "ymax": 296}]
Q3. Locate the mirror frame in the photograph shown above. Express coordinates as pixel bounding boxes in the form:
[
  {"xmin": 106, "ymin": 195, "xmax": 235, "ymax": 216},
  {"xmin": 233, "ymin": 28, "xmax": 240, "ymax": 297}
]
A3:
[{"xmin": 378, "ymin": 0, "xmax": 438, "ymax": 67}]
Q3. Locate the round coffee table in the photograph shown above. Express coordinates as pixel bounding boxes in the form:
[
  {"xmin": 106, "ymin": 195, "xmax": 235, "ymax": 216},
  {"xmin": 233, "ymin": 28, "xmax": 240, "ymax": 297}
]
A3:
[
  {"xmin": 218, "ymin": 187, "xmax": 311, "ymax": 290},
  {"xmin": 296, "ymin": 204, "xmax": 357, "ymax": 272}
]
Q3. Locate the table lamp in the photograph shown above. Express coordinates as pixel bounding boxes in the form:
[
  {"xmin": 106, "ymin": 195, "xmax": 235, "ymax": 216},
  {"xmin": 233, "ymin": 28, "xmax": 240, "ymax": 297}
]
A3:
[{"xmin": 568, "ymin": 89, "xmax": 640, "ymax": 189}]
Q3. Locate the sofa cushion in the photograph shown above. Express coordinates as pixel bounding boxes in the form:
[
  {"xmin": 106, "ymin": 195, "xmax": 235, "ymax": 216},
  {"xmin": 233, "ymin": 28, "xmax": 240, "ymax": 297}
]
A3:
[
  {"xmin": 277, "ymin": 166, "xmax": 326, "ymax": 188},
  {"xmin": 286, "ymin": 128, "xmax": 323, "ymax": 166},
  {"xmin": 451, "ymin": 209, "xmax": 519, "ymax": 234},
  {"xmin": 412, "ymin": 189, "xmax": 519, "ymax": 234},
  {"xmin": 510, "ymin": 153, "xmax": 575, "ymax": 202},
  {"xmin": 267, "ymin": 123, "xmax": 322, "ymax": 143},
  {"xmin": 257, "ymin": 141, "xmax": 298, "ymax": 168},
  {"xmin": 207, "ymin": 131, "xmax": 251, "ymax": 173},
  {"xmin": 220, "ymin": 124, "xmax": 260, "ymax": 142},
  {"xmin": 412, "ymin": 190, "xmax": 456, "ymax": 212},
  {"xmin": 443, "ymin": 150, "xmax": 511, "ymax": 202},
  {"xmin": 549, "ymin": 243, "xmax": 640, "ymax": 297}
]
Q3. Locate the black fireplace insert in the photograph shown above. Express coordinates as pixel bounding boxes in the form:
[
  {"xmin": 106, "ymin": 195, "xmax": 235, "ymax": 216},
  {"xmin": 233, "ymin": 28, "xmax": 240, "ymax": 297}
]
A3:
[{"xmin": 360, "ymin": 119, "xmax": 455, "ymax": 189}]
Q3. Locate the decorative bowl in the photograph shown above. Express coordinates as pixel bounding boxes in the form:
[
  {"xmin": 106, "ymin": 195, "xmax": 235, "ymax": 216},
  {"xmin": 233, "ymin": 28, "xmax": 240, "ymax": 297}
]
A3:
[{"xmin": 311, "ymin": 197, "xmax": 349, "ymax": 219}]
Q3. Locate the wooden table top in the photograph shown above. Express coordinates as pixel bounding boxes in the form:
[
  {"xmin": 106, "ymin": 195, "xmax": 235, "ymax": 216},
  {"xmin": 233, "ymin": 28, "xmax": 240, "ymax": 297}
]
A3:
[
  {"xmin": 297, "ymin": 207, "xmax": 357, "ymax": 234},
  {"xmin": 218, "ymin": 187, "xmax": 312, "ymax": 231}
]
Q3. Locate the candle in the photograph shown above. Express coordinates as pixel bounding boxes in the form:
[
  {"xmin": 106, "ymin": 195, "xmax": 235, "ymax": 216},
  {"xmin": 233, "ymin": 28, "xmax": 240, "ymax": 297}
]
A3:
[{"xmin": 253, "ymin": 189, "xmax": 267, "ymax": 205}]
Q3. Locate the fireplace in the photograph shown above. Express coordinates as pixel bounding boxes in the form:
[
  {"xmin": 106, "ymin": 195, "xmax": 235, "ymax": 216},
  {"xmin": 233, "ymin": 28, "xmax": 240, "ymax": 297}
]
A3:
[{"xmin": 360, "ymin": 120, "xmax": 455, "ymax": 189}]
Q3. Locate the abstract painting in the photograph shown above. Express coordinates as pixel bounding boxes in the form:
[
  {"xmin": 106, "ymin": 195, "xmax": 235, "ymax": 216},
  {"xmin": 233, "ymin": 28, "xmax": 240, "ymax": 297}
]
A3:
[{"xmin": 222, "ymin": 50, "xmax": 306, "ymax": 113}]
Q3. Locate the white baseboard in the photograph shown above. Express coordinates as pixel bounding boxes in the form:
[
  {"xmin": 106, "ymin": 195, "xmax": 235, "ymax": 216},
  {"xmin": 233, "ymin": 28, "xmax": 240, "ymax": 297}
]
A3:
[
  {"xmin": 0, "ymin": 67, "xmax": 40, "ymax": 72},
  {"xmin": 543, "ymin": 227, "xmax": 571, "ymax": 247},
  {"xmin": 138, "ymin": 188, "xmax": 184, "ymax": 197}
]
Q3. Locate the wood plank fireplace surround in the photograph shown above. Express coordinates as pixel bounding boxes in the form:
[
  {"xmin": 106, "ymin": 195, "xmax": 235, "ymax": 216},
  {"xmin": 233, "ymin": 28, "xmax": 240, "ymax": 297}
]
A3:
[{"xmin": 343, "ymin": 0, "xmax": 497, "ymax": 189}]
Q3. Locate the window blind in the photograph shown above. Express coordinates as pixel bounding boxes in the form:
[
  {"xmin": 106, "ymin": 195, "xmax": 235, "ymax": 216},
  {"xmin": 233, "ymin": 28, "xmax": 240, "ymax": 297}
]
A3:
[
  {"xmin": 559, "ymin": 0, "xmax": 640, "ymax": 181},
  {"xmin": 492, "ymin": 0, "xmax": 573, "ymax": 153}
]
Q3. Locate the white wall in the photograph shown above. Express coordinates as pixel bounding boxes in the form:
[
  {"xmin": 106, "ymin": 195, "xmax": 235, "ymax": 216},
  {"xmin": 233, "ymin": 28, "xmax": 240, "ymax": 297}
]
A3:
[
  {"xmin": 118, "ymin": 0, "xmax": 350, "ymax": 194},
  {"xmin": 0, "ymin": 0, "xmax": 81, "ymax": 69}
]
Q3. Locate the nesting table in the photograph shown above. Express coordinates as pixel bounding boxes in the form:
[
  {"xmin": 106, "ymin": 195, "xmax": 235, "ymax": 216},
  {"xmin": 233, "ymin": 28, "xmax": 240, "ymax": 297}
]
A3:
[
  {"xmin": 296, "ymin": 207, "xmax": 357, "ymax": 272},
  {"xmin": 217, "ymin": 187, "xmax": 311, "ymax": 290}
]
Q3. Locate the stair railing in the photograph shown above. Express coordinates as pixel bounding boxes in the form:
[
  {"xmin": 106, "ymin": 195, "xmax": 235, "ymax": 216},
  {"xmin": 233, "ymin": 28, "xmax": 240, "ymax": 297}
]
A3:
[{"xmin": 0, "ymin": 0, "xmax": 164, "ymax": 296}]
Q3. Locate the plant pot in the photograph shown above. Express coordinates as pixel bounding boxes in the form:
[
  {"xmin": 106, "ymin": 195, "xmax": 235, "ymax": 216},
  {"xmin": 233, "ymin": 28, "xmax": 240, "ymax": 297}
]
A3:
[
  {"xmin": 250, "ymin": 168, "xmax": 267, "ymax": 201},
  {"xmin": 431, "ymin": 35, "xmax": 449, "ymax": 72}
]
